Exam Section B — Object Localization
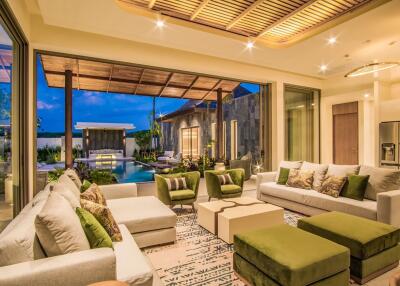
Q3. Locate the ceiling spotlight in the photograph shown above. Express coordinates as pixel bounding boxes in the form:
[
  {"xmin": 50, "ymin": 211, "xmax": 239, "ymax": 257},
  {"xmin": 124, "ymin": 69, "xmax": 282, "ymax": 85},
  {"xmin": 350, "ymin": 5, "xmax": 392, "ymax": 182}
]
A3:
[
  {"xmin": 319, "ymin": 64, "xmax": 328, "ymax": 72},
  {"xmin": 246, "ymin": 40, "xmax": 254, "ymax": 49},
  {"xmin": 327, "ymin": 37, "xmax": 337, "ymax": 45},
  {"xmin": 156, "ymin": 19, "xmax": 165, "ymax": 28},
  {"xmin": 364, "ymin": 93, "xmax": 370, "ymax": 98}
]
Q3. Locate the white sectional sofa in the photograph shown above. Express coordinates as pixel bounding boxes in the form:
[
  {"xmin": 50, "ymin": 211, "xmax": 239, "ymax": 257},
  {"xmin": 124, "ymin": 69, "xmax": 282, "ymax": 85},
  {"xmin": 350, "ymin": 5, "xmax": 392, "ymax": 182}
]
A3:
[
  {"xmin": 257, "ymin": 162, "xmax": 400, "ymax": 227},
  {"xmin": 0, "ymin": 174, "xmax": 177, "ymax": 286}
]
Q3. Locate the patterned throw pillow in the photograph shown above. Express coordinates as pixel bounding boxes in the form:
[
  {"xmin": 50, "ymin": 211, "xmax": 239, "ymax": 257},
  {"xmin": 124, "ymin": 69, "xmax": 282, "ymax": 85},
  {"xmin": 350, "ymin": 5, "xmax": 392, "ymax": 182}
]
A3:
[
  {"xmin": 81, "ymin": 183, "xmax": 107, "ymax": 206},
  {"xmin": 286, "ymin": 169, "xmax": 314, "ymax": 189},
  {"xmin": 217, "ymin": 174, "xmax": 234, "ymax": 185},
  {"xmin": 318, "ymin": 175, "xmax": 347, "ymax": 198},
  {"xmin": 80, "ymin": 199, "xmax": 122, "ymax": 242},
  {"xmin": 165, "ymin": 177, "xmax": 187, "ymax": 191}
]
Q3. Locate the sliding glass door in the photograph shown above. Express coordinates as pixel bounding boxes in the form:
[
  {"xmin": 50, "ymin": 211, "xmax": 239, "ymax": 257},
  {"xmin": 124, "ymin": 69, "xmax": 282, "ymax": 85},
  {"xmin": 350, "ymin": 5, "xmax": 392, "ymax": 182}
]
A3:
[
  {"xmin": 284, "ymin": 85, "xmax": 320, "ymax": 162},
  {"xmin": 0, "ymin": 2, "xmax": 28, "ymax": 228},
  {"xmin": 181, "ymin": 127, "xmax": 200, "ymax": 159}
]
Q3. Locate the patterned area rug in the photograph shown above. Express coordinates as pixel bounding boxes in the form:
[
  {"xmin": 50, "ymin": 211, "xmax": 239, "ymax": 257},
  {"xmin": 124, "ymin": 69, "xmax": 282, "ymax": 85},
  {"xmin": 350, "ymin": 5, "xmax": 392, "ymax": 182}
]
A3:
[{"xmin": 144, "ymin": 209, "xmax": 305, "ymax": 286}]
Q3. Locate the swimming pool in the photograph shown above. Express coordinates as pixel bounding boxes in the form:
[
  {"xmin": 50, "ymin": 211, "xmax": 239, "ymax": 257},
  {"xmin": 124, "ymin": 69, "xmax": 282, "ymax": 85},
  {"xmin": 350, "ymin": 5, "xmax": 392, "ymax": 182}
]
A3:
[
  {"xmin": 86, "ymin": 160, "xmax": 155, "ymax": 183},
  {"xmin": 112, "ymin": 161, "xmax": 155, "ymax": 183}
]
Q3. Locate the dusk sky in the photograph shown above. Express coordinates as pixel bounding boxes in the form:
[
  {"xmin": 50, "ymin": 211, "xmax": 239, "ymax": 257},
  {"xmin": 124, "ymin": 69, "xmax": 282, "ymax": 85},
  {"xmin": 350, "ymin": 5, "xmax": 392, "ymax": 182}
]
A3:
[{"xmin": 36, "ymin": 56, "xmax": 259, "ymax": 132}]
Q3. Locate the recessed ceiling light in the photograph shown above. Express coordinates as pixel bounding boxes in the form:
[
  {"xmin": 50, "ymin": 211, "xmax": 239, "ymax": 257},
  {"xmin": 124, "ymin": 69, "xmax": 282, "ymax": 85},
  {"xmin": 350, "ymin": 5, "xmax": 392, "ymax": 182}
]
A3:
[
  {"xmin": 246, "ymin": 40, "xmax": 254, "ymax": 49},
  {"xmin": 364, "ymin": 93, "xmax": 370, "ymax": 98},
  {"xmin": 156, "ymin": 19, "xmax": 165, "ymax": 28},
  {"xmin": 319, "ymin": 64, "xmax": 328, "ymax": 72},
  {"xmin": 327, "ymin": 37, "xmax": 337, "ymax": 45}
]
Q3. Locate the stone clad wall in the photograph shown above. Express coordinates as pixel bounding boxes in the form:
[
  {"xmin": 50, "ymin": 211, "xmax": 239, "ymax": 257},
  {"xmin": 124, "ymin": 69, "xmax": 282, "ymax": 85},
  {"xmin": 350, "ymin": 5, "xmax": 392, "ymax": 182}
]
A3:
[{"xmin": 160, "ymin": 92, "xmax": 260, "ymax": 161}]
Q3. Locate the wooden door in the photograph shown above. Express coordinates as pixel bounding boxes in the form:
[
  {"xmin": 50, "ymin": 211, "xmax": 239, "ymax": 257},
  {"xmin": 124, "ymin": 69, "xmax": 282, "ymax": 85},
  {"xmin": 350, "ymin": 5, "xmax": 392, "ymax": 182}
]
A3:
[{"xmin": 333, "ymin": 102, "xmax": 359, "ymax": 164}]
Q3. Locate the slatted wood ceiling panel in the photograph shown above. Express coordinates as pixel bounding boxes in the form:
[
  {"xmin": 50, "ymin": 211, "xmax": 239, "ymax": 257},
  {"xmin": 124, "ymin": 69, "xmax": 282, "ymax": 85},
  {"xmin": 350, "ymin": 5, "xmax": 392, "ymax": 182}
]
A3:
[
  {"xmin": 117, "ymin": 0, "xmax": 383, "ymax": 44},
  {"xmin": 40, "ymin": 54, "xmax": 240, "ymax": 100}
]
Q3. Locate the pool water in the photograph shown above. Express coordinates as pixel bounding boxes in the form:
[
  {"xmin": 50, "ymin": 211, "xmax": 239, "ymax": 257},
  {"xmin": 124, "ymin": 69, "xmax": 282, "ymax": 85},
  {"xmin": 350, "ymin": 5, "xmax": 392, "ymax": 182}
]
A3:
[{"xmin": 111, "ymin": 161, "xmax": 155, "ymax": 183}]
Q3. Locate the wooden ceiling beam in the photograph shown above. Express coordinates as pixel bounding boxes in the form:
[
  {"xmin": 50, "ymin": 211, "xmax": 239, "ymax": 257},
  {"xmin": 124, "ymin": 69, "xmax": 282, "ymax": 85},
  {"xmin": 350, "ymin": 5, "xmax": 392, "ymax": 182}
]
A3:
[
  {"xmin": 148, "ymin": 0, "xmax": 157, "ymax": 9},
  {"xmin": 190, "ymin": 0, "xmax": 211, "ymax": 20},
  {"xmin": 201, "ymin": 79, "xmax": 222, "ymax": 101},
  {"xmin": 226, "ymin": 0, "xmax": 265, "ymax": 30},
  {"xmin": 134, "ymin": 68, "xmax": 145, "ymax": 95},
  {"xmin": 106, "ymin": 64, "xmax": 114, "ymax": 93},
  {"xmin": 44, "ymin": 70, "xmax": 235, "ymax": 94},
  {"xmin": 158, "ymin": 72, "xmax": 173, "ymax": 97},
  {"xmin": 257, "ymin": 0, "xmax": 320, "ymax": 38},
  {"xmin": 180, "ymin": 75, "xmax": 199, "ymax": 98}
]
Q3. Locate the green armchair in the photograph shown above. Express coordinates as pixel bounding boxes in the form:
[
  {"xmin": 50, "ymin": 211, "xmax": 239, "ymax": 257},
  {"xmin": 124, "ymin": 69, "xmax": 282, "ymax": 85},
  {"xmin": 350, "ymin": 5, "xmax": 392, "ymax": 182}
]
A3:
[
  {"xmin": 154, "ymin": 171, "xmax": 200, "ymax": 212},
  {"xmin": 204, "ymin": 168, "xmax": 245, "ymax": 201}
]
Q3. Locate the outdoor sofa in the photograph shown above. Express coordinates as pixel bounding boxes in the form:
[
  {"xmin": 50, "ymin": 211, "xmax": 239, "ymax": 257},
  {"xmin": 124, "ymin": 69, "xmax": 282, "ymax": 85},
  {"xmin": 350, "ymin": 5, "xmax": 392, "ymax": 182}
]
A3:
[
  {"xmin": 257, "ymin": 161, "xmax": 400, "ymax": 227},
  {"xmin": 0, "ymin": 171, "xmax": 177, "ymax": 286}
]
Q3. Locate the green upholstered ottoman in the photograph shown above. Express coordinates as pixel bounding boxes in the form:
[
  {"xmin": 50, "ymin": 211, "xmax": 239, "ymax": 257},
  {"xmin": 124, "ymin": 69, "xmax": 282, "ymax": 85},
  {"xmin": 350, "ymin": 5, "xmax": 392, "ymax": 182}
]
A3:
[
  {"xmin": 233, "ymin": 224, "xmax": 350, "ymax": 286},
  {"xmin": 298, "ymin": 211, "xmax": 400, "ymax": 284}
]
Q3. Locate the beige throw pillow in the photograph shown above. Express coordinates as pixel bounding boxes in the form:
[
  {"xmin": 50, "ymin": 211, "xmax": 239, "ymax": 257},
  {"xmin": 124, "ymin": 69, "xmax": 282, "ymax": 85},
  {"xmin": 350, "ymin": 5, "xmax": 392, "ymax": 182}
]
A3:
[
  {"xmin": 52, "ymin": 182, "xmax": 80, "ymax": 209},
  {"xmin": 35, "ymin": 192, "xmax": 90, "ymax": 257},
  {"xmin": 64, "ymin": 168, "xmax": 82, "ymax": 189},
  {"xmin": 359, "ymin": 166, "xmax": 400, "ymax": 201},
  {"xmin": 318, "ymin": 175, "xmax": 347, "ymax": 198},
  {"xmin": 326, "ymin": 164, "xmax": 360, "ymax": 177},
  {"xmin": 58, "ymin": 174, "xmax": 81, "ymax": 200},
  {"xmin": 286, "ymin": 169, "xmax": 314, "ymax": 190},
  {"xmin": 300, "ymin": 162, "xmax": 328, "ymax": 190}
]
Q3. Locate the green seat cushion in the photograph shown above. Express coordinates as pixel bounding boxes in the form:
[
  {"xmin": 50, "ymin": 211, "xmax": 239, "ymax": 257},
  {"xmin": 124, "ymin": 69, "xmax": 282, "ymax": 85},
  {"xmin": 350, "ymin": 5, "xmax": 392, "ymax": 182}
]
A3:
[
  {"xmin": 76, "ymin": 207, "xmax": 113, "ymax": 249},
  {"xmin": 277, "ymin": 167, "xmax": 290, "ymax": 185},
  {"xmin": 298, "ymin": 211, "xmax": 400, "ymax": 259},
  {"xmin": 221, "ymin": 184, "xmax": 242, "ymax": 194},
  {"xmin": 234, "ymin": 253, "xmax": 350, "ymax": 286},
  {"xmin": 234, "ymin": 224, "xmax": 349, "ymax": 286},
  {"xmin": 170, "ymin": 189, "xmax": 195, "ymax": 201},
  {"xmin": 340, "ymin": 175, "xmax": 369, "ymax": 201}
]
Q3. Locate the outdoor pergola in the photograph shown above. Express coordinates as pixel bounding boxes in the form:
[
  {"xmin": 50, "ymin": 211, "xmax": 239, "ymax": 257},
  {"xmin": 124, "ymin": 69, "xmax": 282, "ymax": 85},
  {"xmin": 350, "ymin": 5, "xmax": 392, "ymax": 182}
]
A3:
[{"xmin": 40, "ymin": 54, "xmax": 240, "ymax": 168}]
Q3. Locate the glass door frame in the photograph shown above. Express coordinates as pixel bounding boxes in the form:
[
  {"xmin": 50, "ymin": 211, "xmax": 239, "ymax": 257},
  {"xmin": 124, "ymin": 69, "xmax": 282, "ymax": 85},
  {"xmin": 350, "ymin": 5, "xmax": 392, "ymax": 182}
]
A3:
[{"xmin": 0, "ymin": 2, "xmax": 29, "ymax": 216}]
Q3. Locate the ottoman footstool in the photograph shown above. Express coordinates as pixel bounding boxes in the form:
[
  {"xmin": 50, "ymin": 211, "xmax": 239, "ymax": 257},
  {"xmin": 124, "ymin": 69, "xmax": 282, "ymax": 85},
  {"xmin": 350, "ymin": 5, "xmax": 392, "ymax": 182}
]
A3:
[
  {"xmin": 233, "ymin": 224, "xmax": 350, "ymax": 286},
  {"xmin": 298, "ymin": 211, "xmax": 400, "ymax": 284}
]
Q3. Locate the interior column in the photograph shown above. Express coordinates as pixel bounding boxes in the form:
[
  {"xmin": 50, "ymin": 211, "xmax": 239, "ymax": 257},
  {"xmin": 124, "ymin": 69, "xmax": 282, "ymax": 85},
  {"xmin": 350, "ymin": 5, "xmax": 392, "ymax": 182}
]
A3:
[
  {"xmin": 65, "ymin": 69, "xmax": 73, "ymax": 169},
  {"xmin": 216, "ymin": 88, "xmax": 223, "ymax": 161}
]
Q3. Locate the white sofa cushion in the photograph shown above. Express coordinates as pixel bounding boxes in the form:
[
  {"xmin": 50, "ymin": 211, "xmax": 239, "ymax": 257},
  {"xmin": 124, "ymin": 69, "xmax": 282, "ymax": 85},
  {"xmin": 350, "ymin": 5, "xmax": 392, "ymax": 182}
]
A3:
[
  {"xmin": 35, "ymin": 192, "xmax": 90, "ymax": 257},
  {"xmin": 326, "ymin": 164, "xmax": 360, "ymax": 177},
  {"xmin": 359, "ymin": 166, "xmax": 400, "ymax": 201},
  {"xmin": 0, "ymin": 198, "xmax": 47, "ymax": 266},
  {"xmin": 260, "ymin": 182, "xmax": 377, "ymax": 220},
  {"xmin": 114, "ymin": 224, "xmax": 153, "ymax": 285},
  {"xmin": 107, "ymin": 196, "xmax": 176, "ymax": 234},
  {"xmin": 275, "ymin": 161, "xmax": 303, "ymax": 182},
  {"xmin": 300, "ymin": 162, "xmax": 328, "ymax": 190}
]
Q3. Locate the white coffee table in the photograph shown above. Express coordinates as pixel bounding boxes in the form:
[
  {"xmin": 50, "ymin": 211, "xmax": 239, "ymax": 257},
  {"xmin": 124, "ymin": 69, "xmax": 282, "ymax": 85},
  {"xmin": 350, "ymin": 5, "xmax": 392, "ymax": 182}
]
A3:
[{"xmin": 197, "ymin": 197, "xmax": 284, "ymax": 243}]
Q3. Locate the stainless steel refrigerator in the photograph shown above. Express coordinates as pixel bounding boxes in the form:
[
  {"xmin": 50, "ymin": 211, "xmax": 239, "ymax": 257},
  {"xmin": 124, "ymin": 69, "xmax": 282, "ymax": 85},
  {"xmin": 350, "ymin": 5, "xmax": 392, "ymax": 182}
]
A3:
[{"xmin": 380, "ymin": 121, "xmax": 400, "ymax": 169}]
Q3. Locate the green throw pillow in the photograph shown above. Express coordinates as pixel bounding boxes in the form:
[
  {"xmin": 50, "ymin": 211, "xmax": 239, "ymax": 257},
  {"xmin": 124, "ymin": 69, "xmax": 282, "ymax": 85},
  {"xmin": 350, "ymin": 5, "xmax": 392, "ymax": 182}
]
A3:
[
  {"xmin": 76, "ymin": 207, "xmax": 113, "ymax": 249},
  {"xmin": 81, "ymin": 179, "xmax": 92, "ymax": 193},
  {"xmin": 277, "ymin": 167, "xmax": 290, "ymax": 185},
  {"xmin": 340, "ymin": 175, "xmax": 370, "ymax": 201}
]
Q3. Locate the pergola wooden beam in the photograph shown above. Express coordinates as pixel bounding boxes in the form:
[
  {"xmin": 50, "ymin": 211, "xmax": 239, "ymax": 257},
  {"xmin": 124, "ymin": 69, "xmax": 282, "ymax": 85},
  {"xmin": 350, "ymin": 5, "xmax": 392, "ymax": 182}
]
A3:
[
  {"xmin": 257, "ymin": 0, "xmax": 320, "ymax": 38},
  {"xmin": 148, "ymin": 0, "xmax": 157, "ymax": 9},
  {"xmin": 134, "ymin": 68, "xmax": 145, "ymax": 95},
  {"xmin": 158, "ymin": 72, "xmax": 173, "ymax": 97},
  {"xmin": 180, "ymin": 75, "xmax": 199, "ymax": 98},
  {"xmin": 190, "ymin": 0, "xmax": 211, "ymax": 20},
  {"xmin": 226, "ymin": 0, "xmax": 265, "ymax": 30},
  {"xmin": 44, "ymin": 70, "xmax": 234, "ymax": 94},
  {"xmin": 106, "ymin": 64, "xmax": 114, "ymax": 93},
  {"xmin": 201, "ymin": 79, "xmax": 221, "ymax": 101}
]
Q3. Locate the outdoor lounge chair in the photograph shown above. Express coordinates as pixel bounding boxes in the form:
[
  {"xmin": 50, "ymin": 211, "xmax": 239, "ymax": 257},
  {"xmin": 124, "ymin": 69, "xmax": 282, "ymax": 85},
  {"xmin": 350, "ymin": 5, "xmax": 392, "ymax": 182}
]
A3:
[{"xmin": 157, "ymin": 150, "xmax": 174, "ymax": 162}]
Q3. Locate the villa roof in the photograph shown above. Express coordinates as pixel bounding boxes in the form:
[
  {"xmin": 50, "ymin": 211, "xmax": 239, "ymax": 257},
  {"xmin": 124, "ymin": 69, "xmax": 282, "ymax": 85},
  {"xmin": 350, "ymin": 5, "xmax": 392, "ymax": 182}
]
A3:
[
  {"xmin": 40, "ymin": 54, "xmax": 240, "ymax": 101},
  {"xmin": 75, "ymin": 122, "xmax": 135, "ymax": 130}
]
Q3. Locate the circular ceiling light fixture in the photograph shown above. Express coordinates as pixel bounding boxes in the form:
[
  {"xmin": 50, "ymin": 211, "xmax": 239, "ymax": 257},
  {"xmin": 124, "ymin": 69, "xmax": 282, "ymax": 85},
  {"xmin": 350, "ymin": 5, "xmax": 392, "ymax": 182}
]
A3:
[
  {"xmin": 345, "ymin": 62, "xmax": 399, "ymax": 78},
  {"xmin": 246, "ymin": 40, "xmax": 255, "ymax": 49}
]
